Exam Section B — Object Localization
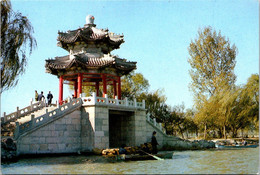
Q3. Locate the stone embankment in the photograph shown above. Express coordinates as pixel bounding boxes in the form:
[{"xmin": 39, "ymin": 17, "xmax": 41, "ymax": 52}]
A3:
[{"xmin": 162, "ymin": 139, "xmax": 216, "ymax": 150}]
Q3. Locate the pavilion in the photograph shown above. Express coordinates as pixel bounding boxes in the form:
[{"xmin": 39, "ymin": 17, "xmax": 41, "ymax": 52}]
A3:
[{"xmin": 45, "ymin": 15, "xmax": 137, "ymax": 104}]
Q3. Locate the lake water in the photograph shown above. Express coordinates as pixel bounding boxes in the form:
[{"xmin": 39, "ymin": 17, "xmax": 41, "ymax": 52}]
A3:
[{"xmin": 1, "ymin": 148, "xmax": 259, "ymax": 174}]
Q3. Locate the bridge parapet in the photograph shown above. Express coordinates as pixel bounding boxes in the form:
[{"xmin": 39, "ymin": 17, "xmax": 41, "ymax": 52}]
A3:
[
  {"xmin": 14, "ymin": 98, "xmax": 82, "ymax": 139},
  {"xmin": 1, "ymin": 100, "xmax": 48, "ymax": 124},
  {"xmin": 146, "ymin": 113, "xmax": 166, "ymax": 134}
]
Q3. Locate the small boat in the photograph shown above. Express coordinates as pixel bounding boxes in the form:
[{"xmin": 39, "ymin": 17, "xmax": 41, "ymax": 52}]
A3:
[
  {"xmin": 216, "ymin": 144, "xmax": 259, "ymax": 148},
  {"xmin": 104, "ymin": 151, "xmax": 174, "ymax": 161}
]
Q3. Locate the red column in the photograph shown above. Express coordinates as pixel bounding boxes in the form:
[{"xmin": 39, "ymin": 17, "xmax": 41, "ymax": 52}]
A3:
[
  {"xmin": 74, "ymin": 80, "xmax": 78, "ymax": 98},
  {"xmin": 102, "ymin": 74, "xmax": 107, "ymax": 97},
  {"xmin": 118, "ymin": 76, "xmax": 121, "ymax": 99},
  {"xmin": 113, "ymin": 80, "xmax": 117, "ymax": 99},
  {"xmin": 95, "ymin": 81, "xmax": 99, "ymax": 96},
  {"xmin": 77, "ymin": 73, "xmax": 83, "ymax": 97},
  {"xmin": 59, "ymin": 76, "xmax": 64, "ymax": 105}
]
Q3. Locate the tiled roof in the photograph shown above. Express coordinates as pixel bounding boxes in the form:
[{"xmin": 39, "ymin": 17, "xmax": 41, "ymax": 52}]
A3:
[
  {"xmin": 57, "ymin": 26, "xmax": 124, "ymax": 52},
  {"xmin": 45, "ymin": 54, "xmax": 136, "ymax": 75}
]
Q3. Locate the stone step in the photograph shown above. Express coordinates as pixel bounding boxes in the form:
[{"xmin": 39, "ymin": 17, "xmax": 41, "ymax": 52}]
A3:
[{"xmin": 1, "ymin": 106, "xmax": 57, "ymax": 137}]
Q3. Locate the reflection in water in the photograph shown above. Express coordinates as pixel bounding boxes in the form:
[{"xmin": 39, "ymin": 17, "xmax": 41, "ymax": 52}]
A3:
[{"xmin": 1, "ymin": 148, "xmax": 259, "ymax": 174}]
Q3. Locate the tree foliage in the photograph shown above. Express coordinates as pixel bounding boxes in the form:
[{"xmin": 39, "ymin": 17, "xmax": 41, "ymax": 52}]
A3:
[
  {"xmin": 1, "ymin": 0, "xmax": 37, "ymax": 93},
  {"xmin": 188, "ymin": 26, "xmax": 237, "ymax": 102},
  {"xmin": 121, "ymin": 72, "xmax": 149, "ymax": 100},
  {"xmin": 193, "ymin": 74, "xmax": 259, "ymax": 138}
]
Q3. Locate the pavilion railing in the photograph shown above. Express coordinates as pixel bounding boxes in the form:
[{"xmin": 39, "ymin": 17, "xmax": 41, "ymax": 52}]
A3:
[
  {"xmin": 14, "ymin": 98, "xmax": 82, "ymax": 139},
  {"xmin": 1, "ymin": 99, "xmax": 50, "ymax": 124},
  {"xmin": 81, "ymin": 92, "xmax": 145, "ymax": 109}
]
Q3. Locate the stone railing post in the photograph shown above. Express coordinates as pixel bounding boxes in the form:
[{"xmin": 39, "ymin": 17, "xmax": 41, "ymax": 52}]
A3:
[
  {"xmin": 153, "ymin": 118, "xmax": 156, "ymax": 126},
  {"xmin": 16, "ymin": 107, "xmax": 19, "ymax": 118},
  {"xmin": 115, "ymin": 96, "xmax": 119, "ymax": 105},
  {"xmin": 125, "ymin": 97, "xmax": 128, "ymax": 107},
  {"xmin": 30, "ymin": 98, "xmax": 33, "ymax": 110},
  {"xmin": 46, "ymin": 108, "xmax": 48, "ymax": 114},
  {"xmin": 142, "ymin": 99, "xmax": 145, "ymax": 109},
  {"xmin": 3, "ymin": 112, "xmax": 7, "ymax": 122},
  {"xmin": 44, "ymin": 98, "xmax": 47, "ymax": 107},
  {"xmin": 92, "ymin": 92, "xmax": 97, "ymax": 104},
  {"xmin": 14, "ymin": 122, "xmax": 20, "ymax": 139},
  {"xmin": 159, "ymin": 123, "xmax": 162, "ymax": 130},
  {"xmin": 31, "ymin": 114, "xmax": 35, "ymax": 127},
  {"xmin": 134, "ymin": 98, "xmax": 137, "ymax": 107},
  {"xmin": 105, "ymin": 94, "xmax": 108, "ymax": 104}
]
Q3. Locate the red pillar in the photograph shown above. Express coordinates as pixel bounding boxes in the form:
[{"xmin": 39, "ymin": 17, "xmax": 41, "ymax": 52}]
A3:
[
  {"xmin": 118, "ymin": 76, "xmax": 121, "ymax": 99},
  {"xmin": 95, "ymin": 81, "xmax": 99, "ymax": 96},
  {"xmin": 59, "ymin": 76, "xmax": 64, "ymax": 105},
  {"xmin": 74, "ymin": 80, "xmax": 78, "ymax": 98},
  {"xmin": 102, "ymin": 74, "xmax": 107, "ymax": 97},
  {"xmin": 77, "ymin": 73, "xmax": 83, "ymax": 97},
  {"xmin": 113, "ymin": 80, "xmax": 117, "ymax": 99}
]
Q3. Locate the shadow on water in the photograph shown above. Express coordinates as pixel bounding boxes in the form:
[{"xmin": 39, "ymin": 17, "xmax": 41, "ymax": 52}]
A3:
[{"xmin": 1, "ymin": 154, "xmax": 114, "ymax": 167}]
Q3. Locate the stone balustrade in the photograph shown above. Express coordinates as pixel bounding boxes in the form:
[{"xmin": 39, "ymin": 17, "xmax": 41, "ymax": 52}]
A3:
[
  {"xmin": 14, "ymin": 98, "xmax": 82, "ymax": 139},
  {"xmin": 81, "ymin": 92, "xmax": 145, "ymax": 109},
  {"xmin": 146, "ymin": 113, "xmax": 166, "ymax": 133},
  {"xmin": 1, "ymin": 99, "xmax": 48, "ymax": 124}
]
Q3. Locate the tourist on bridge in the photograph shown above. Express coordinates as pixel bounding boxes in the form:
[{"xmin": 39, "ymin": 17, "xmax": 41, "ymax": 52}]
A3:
[
  {"xmin": 35, "ymin": 90, "xmax": 38, "ymax": 101},
  {"xmin": 38, "ymin": 91, "xmax": 45, "ymax": 101},
  {"xmin": 151, "ymin": 131, "xmax": 159, "ymax": 154},
  {"xmin": 47, "ymin": 91, "xmax": 53, "ymax": 106}
]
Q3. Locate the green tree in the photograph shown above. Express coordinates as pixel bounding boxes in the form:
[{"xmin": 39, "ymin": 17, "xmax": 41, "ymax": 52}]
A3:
[
  {"xmin": 188, "ymin": 26, "xmax": 237, "ymax": 138},
  {"xmin": 1, "ymin": 0, "xmax": 37, "ymax": 93},
  {"xmin": 121, "ymin": 72, "xmax": 149, "ymax": 100},
  {"xmin": 139, "ymin": 89, "xmax": 169, "ymax": 131},
  {"xmin": 170, "ymin": 103, "xmax": 186, "ymax": 139},
  {"xmin": 240, "ymin": 74, "xmax": 259, "ymax": 123},
  {"xmin": 188, "ymin": 26, "xmax": 237, "ymax": 101},
  {"xmin": 184, "ymin": 108, "xmax": 198, "ymax": 138}
]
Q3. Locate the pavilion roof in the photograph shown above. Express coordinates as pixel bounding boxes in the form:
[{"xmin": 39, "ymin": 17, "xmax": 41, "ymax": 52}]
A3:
[
  {"xmin": 45, "ymin": 53, "xmax": 137, "ymax": 76},
  {"xmin": 57, "ymin": 26, "xmax": 124, "ymax": 53}
]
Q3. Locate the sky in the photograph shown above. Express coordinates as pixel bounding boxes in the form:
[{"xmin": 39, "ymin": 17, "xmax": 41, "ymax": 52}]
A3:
[{"xmin": 1, "ymin": 0, "xmax": 259, "ymax": 115}]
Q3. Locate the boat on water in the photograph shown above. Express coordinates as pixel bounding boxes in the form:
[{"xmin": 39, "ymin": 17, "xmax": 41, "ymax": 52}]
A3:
[
  {"xmin": 215, "ymin": 144, "xmax": 259, "ymax": 148},
  {"xmin": 104, "ymin": 151, "xmax": 174, "ymax": 161}
]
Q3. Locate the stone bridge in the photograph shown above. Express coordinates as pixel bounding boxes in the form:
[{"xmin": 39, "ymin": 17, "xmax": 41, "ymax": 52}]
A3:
[{"xmin": 1, "ymin": 93, "xmax": 214, "ymax": 155}]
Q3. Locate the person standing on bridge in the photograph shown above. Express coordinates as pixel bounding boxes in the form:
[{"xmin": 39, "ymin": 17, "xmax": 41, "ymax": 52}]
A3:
[
  {"xmin": 47, "ymin": 91, "xmax": 53, "ymax": 106},
  {"xmin": 151, "ymin": 131, "xmax": 159, "ymax": 154},
  {"xmin": 35, "ymin": 90, "xmax": 38, "ymax": 101},
  {"xmin": 38, "ymin": 91, "xmax": 45, "ymax": 101}
]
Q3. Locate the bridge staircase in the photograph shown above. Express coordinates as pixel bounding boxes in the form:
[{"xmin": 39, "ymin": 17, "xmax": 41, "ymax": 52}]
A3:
[{"xmin": 1, "ymin": 100, "xmax": 57, "ymax": 138}]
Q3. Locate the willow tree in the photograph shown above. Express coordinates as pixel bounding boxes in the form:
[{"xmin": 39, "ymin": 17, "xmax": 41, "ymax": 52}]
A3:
[
  {"xmin": 1, "ymin": 0, "xmax": 37, "ymax": 93},
  {"xmin": 188, "ymin": 26, "xmax": 237, "ymax": 138}
]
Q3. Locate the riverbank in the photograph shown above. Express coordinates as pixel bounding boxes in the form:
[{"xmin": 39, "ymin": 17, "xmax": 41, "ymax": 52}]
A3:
[{"xmin": 211, "ymin": 137, "xmax": 259, "ymax": 146}]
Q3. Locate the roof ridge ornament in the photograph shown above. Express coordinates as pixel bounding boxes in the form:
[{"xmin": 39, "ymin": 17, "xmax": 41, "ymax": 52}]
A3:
[{"xmin": 85, "ymin": 15, "xmax": 96, "ymax": 28}]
